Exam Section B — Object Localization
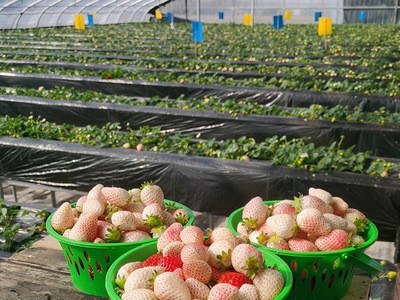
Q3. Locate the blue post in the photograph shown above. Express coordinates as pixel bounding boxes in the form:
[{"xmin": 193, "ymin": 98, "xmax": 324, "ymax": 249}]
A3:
[
  {"xmin": 315, "ymin": 11, "xmax": 322, "ymax": 22},
  {"xmin": 278, "ymin": 15, "xmax": 284, "ymax": 29},
  {"xmin": 358, "ymin": 11, "xmax": 366, "ymax": 23},
  {"xmin": 273, "ymin": 15, "xmax": 278, "ymax": 29},
  {"xmin": 192, "ymin": 21, "xmax": 203, "ymax": 43},
  {"xmin": 87, "ymin": 14, "xmax": 94, "ymax": 26},
  {"xmin": 167, "ymin": 12, "xmax": 173, "ymax": 23},
  {"xmin": 218, "ymin": 12, "xmax": 224, "ymax": 20}
]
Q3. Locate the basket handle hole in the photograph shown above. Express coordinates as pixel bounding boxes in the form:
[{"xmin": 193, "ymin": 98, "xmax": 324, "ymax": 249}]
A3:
[
  {"xmin": 313, "ymin": 261, "xmax": 319, "ymax": 272},
  {"xmin": 78, "ymin": 257, "xmax": 85, "ymax": 270},
  {"xmin": 104, "ymin": 253, "xmax": 110, "ymax": 264},
  {"xmin": 68, "ymin": 246, "xmax": 74, "ymax": 256},
  {"xmin": 73, "ymin": 261, "xmax": 80, "ymax": 276},
  {"xmin": 310, "ymin": 276, "xmax": 316, "ymax": 291},
  {"xmin": 290, "ymin": 260, "xmax": 297, "ymax": 271},
  {"xmin": 83, "ymin": 250, "xmax": 90, "ymax": 261},
  {"xmin": 88, "ymin": 265, "xmax": 95, "ymax": 280},
  {"xmin": 96, "ymin": 260, "xmax": 102, "ymax": 273},
  {"xmin": 321, "ymin": 269, "xmax": 328, "ymax": 281},
  {"xmin": 328, "ymin": 274, "xmax": 335, "ymax": 288},
  {"xmin": 338, "ymin": 266, "xmax": 344, "ymax": 278},
  {"xmin": 301, "ymin": 269, "xmax": 307, "ymax": 282},
  {"xmin": 342, "ymin": 270, "xmax": 349, "ymax": 283}
]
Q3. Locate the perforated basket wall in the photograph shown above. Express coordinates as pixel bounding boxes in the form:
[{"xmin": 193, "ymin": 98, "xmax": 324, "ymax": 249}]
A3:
[
  {"xmin": 105, "ymin": 240, "xmax": 293, "ymax": 300},
  {"xmin": 226, "ymin": 201, "xmax": 381, "ymax": 300},
  {"xmin": 46, "ymin": 199, "xmax": 194, "ymax": 297}
]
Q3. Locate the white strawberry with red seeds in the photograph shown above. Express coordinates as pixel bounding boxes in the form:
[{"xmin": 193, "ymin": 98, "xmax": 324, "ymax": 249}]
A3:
[
  {"xmin": 242, "ymin": 196, "xmax": 270, "ymax": 231},
  {"xmin": 50, "ymin": 202, "xmax": 75, "ymax": 234}
]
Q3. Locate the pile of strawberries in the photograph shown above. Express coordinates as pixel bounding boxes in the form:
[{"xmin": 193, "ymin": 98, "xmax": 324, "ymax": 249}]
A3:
[
  {"xmin": 237, "ymin": 187, "xmax": 369, "ymax": 252},
  {"xmin": 50, "ymin": 182, "xmax": 190, "ymax": 243},
  {"xmin": 115, "ymin": 225, "xmax": 285, "ymax": 300}
]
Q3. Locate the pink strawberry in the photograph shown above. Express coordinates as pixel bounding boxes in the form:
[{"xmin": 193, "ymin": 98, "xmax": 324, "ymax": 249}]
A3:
[
  {"xmin": 208, "ymin": 283, "xmax": 239, "ymax": 300},
  {"xmin": 315, "ymin": 229, "xmax": 350, "ymax": 251},
  {"xmin": 101, "ymin": 187, "xmax": 131, "ymax": 207},
  {"xmin": 271, "ymin": 200, "xmax": 296, "ymax": 216},
  {"xmin": 75, "ymin": 195, "xmax": 87, "ymax": 213},
  {"xmin": 172, "ymin": 208, "xmax": 190, "ymax": 225},
  {"xmin": 120, "ymin": 230, "xmax": 151, "ymax": 242},
  {"xmin": 160, "ymin": 254, "xmax": 183, "ymax": 272},
  {"xmin": 132, "ymin": 212, "xmax": 152, "ymax": 233},
  {"xmin": 297, "ymin": 208, "xmax": 332, "ymax": 236},
  {"xmin": 266, "ymin": 214, "xmax": 297, "ymax": 239},
  {"xmin": 266, "ymin": 234, "xmax": 290, "ymax": 250},
  {"xmin": 97, "ymin": 220, "xmax": 121, "ymax": 242},
  {"xmin": 253, "ymin": 268, "xmax": 284, "ymax": 299},
  {"xmin": 236, "ymin": 221, "xmax": 251, "ymax": 237},
  {"xmin": 125, "ymin": 266, "xmax": 165, "ymax": 292},
  {"xmin": 185, "ymin": 278, "xmax": 210, "ymax": 299},
  {"xmin": 308, "ymin": 187, "xmax": 333, "ymax": 205},
  {"xmin": 288, "ymin": 238, "xmax": 318, "ymax": 252},
  {"xmin": 323, "ymin": 213, "xmax": 348, "ymax": 230},
  {"xmin": 208, "ymin": 240, "xmax": 234, "ymax": 270},
  {"xmin": 142, "ymin": 203, "xmax": 166, "ymax": 229},
  {"xmin": 111, "ymin": 211, "xmax": 137, "ymax": 231},
  {"xmin": 343, "ymin": 208, "xmax": 368, "ymax": 233},
  {"xmin": 157, "ymin": 222, "xmax": 184, "ymax": 252},
  {"xmin": 218, "ymin": 271, "xmax": 253, "ymax": 288},
  {"xmin": 115, "ymin": 261, "xmax": 143, "ymax": 289},
  {"xmin": 183, "ymin": 258, "xmax": 212, "ymax": 284},
  {"xmin": 162, "ymin": 241, "xmax": 185, "ymax": 256},
  {"xmin": 140, "ymin": 182, "xmax": 165, "ymax": 208},
  {"xmin": 238, "ymin": 283, "xmax": 260, "ymax": 300},
  {"xmin": 68, "ymin": 213, "xmax": 98, "ymax": 242},
  {"xmin": 242, "ymin": 196, "xmax": 270, "ymax": 231},
  {"xmin": 180, "ymin": 225, "xmax": 204, "ymax": 244},
  {"xmin": 174, "ymin": 267, "xmax": 185, "ymax": 280},
  {"xmin": 301, "ymin": 195, "xmax": 333, "ymax": 214},
  {"xmin": 331, "ymin": 196, "xmax": 349, "ymax": 216},
  {"xmin": 154, "ymin": 272, "xmax": 191, "ymax": 300},
  {"xmin": 231, "ymin": 244, "xmax": 264, "ymax": 278},
  {"xmin": 51, "ymin": 202, "xmax": 75, "ymax": 234},
  {"xmin": 180, "ymin": 242, "xmax": 209, "ymax": 263},
  {"xmin": 122, "ymin": 201, "xmax": 145, "ymax": 213},
  {"xmin": 209, "ymin": 227, "xmax": 239, "ymax": 246},
  {"xmin": 163, "ymin": 210, "xmax": 177, "ymax": 226},
  {"xmin": 121, "ymin": 289, "xmax": 157, "ymax": 300}
]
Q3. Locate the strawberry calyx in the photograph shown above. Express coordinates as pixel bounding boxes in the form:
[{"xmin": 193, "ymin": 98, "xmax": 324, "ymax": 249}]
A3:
[
  {"xmin": 144, "ymin": 215, "xmax": 165, "ymax": 228},
  {"xmin": 173, "ymin": 211, "xmax": 189, "ymax": 225},
  {"xmin": 104, "ymin": 203, "xmax": 120, "ymax": 221},
  {"xmin": 140, "ymin": 180, "xmax": 155, "ymax": 189},
  {"xmin": 115, "ymin": 275, "xmax": 126, "ymax": 290},
  {"xmin": 293, "ymin": 194, "xmax": 303, "ymax": 214},
  {"xmin": 216, "ymin": 249, "xmax": 232, "ymax": 270},
  {"xmin": 243, "ymin": 257, "xmax": 263, "ymax": 278},
  {"xmin": 354, "ymin": 218, "xmax": 369, "ymax": 233},
  {"xmin": 151, "ymin": 224, "xmax": 167, "ymax": 235},
  {"xmin": 105, "ymin": 226, "xmax": 121, "ymax": 243},
  {"xmin": 242, "ymin": 217, "xmax": 258, "ymax": 232},
  {"xmin": 255, "ymin": 232, "xmax": 269, "ymax": 245},
  {"xmin": 165, "ymin": 202, "xmax": 179, "ymax": 213}
]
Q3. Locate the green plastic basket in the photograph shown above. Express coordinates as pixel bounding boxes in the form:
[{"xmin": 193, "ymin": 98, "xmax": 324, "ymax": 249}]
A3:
[
  {"xmin": 105, "ymin": 240, "xmax": 293, "ymax": 300},
  {"xmin": 227, "ymin": 200, "xmax": 384, "ymax": 300},
  {"xmin": 46, "ymin": 199, "xmax": 194, "ymax": 297}
]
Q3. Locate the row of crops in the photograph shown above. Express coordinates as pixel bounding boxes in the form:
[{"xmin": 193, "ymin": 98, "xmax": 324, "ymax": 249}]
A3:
[{"xmin": 0, "ymin": 22, "xmax": 399, "ymax": 240}]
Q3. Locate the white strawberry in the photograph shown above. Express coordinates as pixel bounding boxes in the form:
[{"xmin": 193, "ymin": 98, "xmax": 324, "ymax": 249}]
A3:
[
  {"xmin": 183, "ymin": 259, "xmax": 212, "ymax": 284},
  {"xmin": 75, "ymin": 195, "xmax": 87, "ymax": 213},
  {"xmin": 180, "ymin": 242, "xmax": 209, "ymax": 263},
  {"xmin": 323, "ymin": 213, "xmax": 348, "ymax": 231},
  {"xmin": 208, "ymin": 283, "xmax": 239, "ymax": 300},
  {"xmin": 300, "ymin": 195, "xmax": 333, "ymax": 214},
  {"xmin": 271, "ymin": 200, "xmax": 296, "ymax": 217},
  {"xmin": 142, "ymin": 203, "xmax": 166, "ymax": 229},
  {"xmin": 120, "ymin": 230, "xmax": 151, "ymax": 242},
  {"xmin": 209, "ymin": 227, "xmax": 239, "ymax": 246},
  {"xmin": 68, "ymin": 213, "xmax": 98, "ymax": 242},
  {"xmin": 185, "ymin": 278, "xmax": 210, "ymax": 300},
  {"xmin": 111, "ymin": 211, "xmax": 137, "ymax": 231},
  {"xmin": 157, "ymin": 222, "xmax": 184, "ymax": 252},
  {"xmin": 81, "ymin": 198, "xmax": 105, "ymax": 217},
  {"xmin": 238, "ymin": 283, "xmax": 260, "ymax": 300},
  {"xmin": 172, "ymin": 208, "xmax": 190, "ymax": 225},
  {"xmin": 331, "ymin": 196, "xmax": 349, "ymax": 216},
  {"xmin": 128, "ymin": 188, "xmax": 142, "ymax": 202},
  {"xmin": 253, "ymin": 268, "xmax": 284, "ymax": 300},
  {"xmin": 242, "ymin": 196, "xmax": 270, "ymax": 231},
  {"xmin": 121, "ymin": 289, "xmax": 157, "ymax": 300},
  {"xmin": 231, "ymin": 244, "xmax": 264, "ymax": 278},
  {"xmin": 124, "ymin": 266, "xmax": 165, "ymax": 292},
  {"xmin": 115, "ymin": 261, "xmax": 143, "ymax": 289},
  {"xmin": 208, "ymin": 240, "xmax": 234, "ymax": 270},
  {"xmin": 86, "ymin": 184, "xmax": 106, "ymax": 204},
  {"xmin": 102, "ymin": 186, "xmax": 131, "ymax": 207},
  {"xmin": 266, "ymin": 234, "xmax": 290, "ymax": 250},
  {"xmin": 140, "ymin": 182, "xmax": 165, "ymax": 208},
  {"xmin": 162, "ymin": 241, "xmax": 185, "ymax": 256},
  {"xmin": 248, "ymin": 230, "xmax": 269, "ymax": 246},
  {"xmin": 308, "ymin": 187, "xmax": 333, "ymax": 205},
  {"xmin": 297, "ymin": 208, "xmax": 332, "ymax": 236},
  {"xmin": 288, "ymin": 238, "xmax": 318, "ymax": 252},
  {"xmin": 123, "ymin": 201, "xmax": 145, "ymax": 213},
  {"xmin": 236, "ymin": 221, "xmax": 251, "ymax": 237},
  {"xmin": 315, "ymin": 229, "xmax": 350, "ymax": 251},
  {"xmin": 51, "ymin": 202, "xmax": 75, "ymax": 234},
  {"xmin": 153, "ymin": 272, "xmax": 191, "ymax": 300},
  {"xmin": 180, "ymin": 225, "xmax": 204, "ymax": 244},
  {"xmin": 266, "ymin": 214, "xmax": 297, "ymax": 239}
]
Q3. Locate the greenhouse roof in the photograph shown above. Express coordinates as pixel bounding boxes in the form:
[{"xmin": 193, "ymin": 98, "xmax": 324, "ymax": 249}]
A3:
[{"xmin": 0, "ymin": 0, "xmax": 167, "ymax": 29}]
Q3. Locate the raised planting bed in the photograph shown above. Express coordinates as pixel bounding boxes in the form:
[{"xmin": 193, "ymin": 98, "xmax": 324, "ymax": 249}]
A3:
[
  {"xmin": 0, "ymin": 137, "xmax": 399, "ymax": 241},
  {"xmin": 1, "ymin": 94, "xmax": 399, "ymax": 158}
]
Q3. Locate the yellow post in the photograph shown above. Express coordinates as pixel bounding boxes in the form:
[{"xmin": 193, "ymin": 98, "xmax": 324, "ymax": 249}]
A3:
[
  {"xmin": 244, "ymin": 14, "xmax": 252, "ymax": 26},
  {"xmin": 318, "ymin": 17, "xmax": 327, "ymax": 36},
  {"xmin": 284, "ymin": 10, "xmax": 292, "ymax": 20},
  {"xmin": 155, "ymin": 10, "xmax": 162, "ymax": 20},
  {"xmin": 74, "ymin": 14, "xmax": 85, "ymax": 30},
  {"xmin": 326, "ymin": 17, "xmax": 332, "ymax": 35}
]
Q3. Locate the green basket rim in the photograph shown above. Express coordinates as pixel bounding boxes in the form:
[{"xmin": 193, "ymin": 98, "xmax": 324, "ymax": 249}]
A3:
[
  {"xmin": 226, "ymin": 200, "xmax": 379, "ymax": 257},
  {"xmin": 46, "ymin": 199, "xmax": 195, "ymax": 249},
  {"xmin": 105, "ymin": 240, "xmax": 294, "ymax": 300}
]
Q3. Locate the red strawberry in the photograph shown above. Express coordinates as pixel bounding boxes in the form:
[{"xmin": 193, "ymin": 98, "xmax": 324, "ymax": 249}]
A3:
[
  {"xmin": 180, "ymin": 225, "xmax": 204, "ymax": 244},
  {"xmin": 142, "ymin": 253, "xmax": 163, "ymax": 267},
  {"xmin": 140, "ymin": 182, "xmax": 165, "ymax": 208},
  {"xmin": 102, "ymin": 187, "xmax": 131, "ymax": 207},
  {"xmin": 185, "ymin": 278, "xmax": 211, "ymax": 299},
  {"xmin": 154, "ymin": 272, "xmax": 191, "ymax": 300},
  {"xmin": 288, "ymin": 238, "xmax": 318, "ymax": 252},
  {"xmin": 208, "ymin": 283, "xmax": 239, "ymax": 300},
  {"xmin": 157, "ymin": 222, "xmax": 184, "ymax": 252},
  {"xmin": 315, "ymin": 229, "xmax": 350, "ymax": 251},
  {"xmin": 51, "ymin": 202, "xmax": 75, "ymax": 234},
  {"xmin": 160, "ymin": 254, "xmax": 183, "ymax": 272},
  {"xmin": 120, "ymin": 230, "xmax": 151, "ymax": 242},
  {"xmin": 172, "ymin": 208, "xmax": 190, "ymax": 225},
  {"xmin": 231, "ymin": 244, "xmax": 264, "ymax": 278},
  {"xmin": 211, "ymin": 267, "xmax": 226, "ymax": 283},
  {"xmin": 253, "ymin": 268, "xmax": 284, "ymax": 300},
  {"xmin": 218, "ymin": 271, "xmax": 253, "ymax": 288},
  {"xmin": 331, "ymin": 196, "xmax": 349, "ymax": 216},
  {"xmin": 242, "ymin": 196, "xmax": 270, "ymax": 231},
  {"xmin": 97, "ymin": 220, "xmax": 121, "ymax": 242},
  {"xmin": 297, "ymin": 208, "xmax": 332, "ymax": 236},
  {"xmin": 111, "ymin": 211, "xmax": 137, "ymax": 231},
  {"xmin": 68, "ymin": 213, "xmax": 98, "ymax": 242},
  {"xmin": 183, "ymin": 258, "xmax": 212, "ymax": 284},
  {"xmin": 180, "ymin": 242, "xmax": 209, "ymax": 263}
]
